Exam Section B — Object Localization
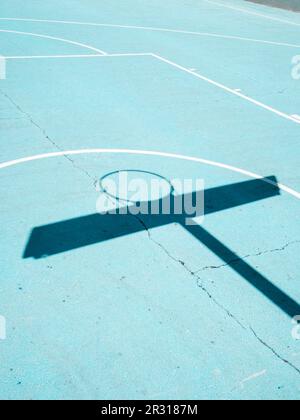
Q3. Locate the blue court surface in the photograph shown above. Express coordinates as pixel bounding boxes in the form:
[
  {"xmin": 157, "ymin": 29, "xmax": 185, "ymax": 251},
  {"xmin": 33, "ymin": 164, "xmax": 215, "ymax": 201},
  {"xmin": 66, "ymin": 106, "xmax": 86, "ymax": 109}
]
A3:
[{"xmin": 0, "ymin": 0, "xmax": 300, "ymax": 400}]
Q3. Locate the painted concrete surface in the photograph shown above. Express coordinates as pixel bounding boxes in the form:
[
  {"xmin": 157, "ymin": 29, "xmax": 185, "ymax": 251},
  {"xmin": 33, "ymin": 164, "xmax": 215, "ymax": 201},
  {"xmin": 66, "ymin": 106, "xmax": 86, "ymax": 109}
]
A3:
[{"xmin": 0, "ymin": 0, "xmax": 300, "ymax": 400}]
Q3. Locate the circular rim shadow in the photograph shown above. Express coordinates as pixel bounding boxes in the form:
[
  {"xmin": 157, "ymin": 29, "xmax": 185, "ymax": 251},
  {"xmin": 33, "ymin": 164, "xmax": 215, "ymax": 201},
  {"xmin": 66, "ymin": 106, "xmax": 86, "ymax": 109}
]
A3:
[{"xmin": 99, "ymin": 169, "xmax": 175, "ymax": 205}]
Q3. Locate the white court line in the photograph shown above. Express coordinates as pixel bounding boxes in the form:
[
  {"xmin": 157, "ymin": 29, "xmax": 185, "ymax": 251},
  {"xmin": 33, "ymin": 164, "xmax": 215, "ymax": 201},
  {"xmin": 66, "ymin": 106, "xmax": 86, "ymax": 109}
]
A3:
[
  {"xmin": 152, "ymin": 54, "xmax": 300, "ymax": 125},
  {"xmin": 201, "ymin": 0, "xmax": 300, "ymax": 27},
  {"xmin": 0, "ymin": 18, "xmax": 299, "ymax": 49},
  {"xmin": 0, "ymin": 149, "xmax": 299, "ymax": 200},
  {"xmin": 0, "ymin": 29, "xmax": 107, "ymax": 55},
  {"xmin": 4, "ymin": 53, "xmax": 152, "ymax": 60},
  {"xmin": 4, "ymin": 47, "xmax": 300, "ymax": 125}
]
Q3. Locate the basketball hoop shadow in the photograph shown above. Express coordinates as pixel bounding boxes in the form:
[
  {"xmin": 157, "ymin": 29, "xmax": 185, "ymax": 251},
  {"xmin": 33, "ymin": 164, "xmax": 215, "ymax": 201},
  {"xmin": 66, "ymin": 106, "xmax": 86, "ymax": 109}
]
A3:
[{"xmin": 23, "ymin": 176, "xmax": 300, "ymax": 318}]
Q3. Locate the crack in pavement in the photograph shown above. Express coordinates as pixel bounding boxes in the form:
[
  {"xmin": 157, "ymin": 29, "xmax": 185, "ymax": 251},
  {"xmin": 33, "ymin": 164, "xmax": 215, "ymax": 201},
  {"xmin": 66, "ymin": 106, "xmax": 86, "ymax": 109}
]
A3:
[
  {"xmin": 194, "ymin": 240, "xmax": 300, "ymax": 274},
  {"xmin": 134, "ymin": 215, "xmax": 247, "ymax": 330},
  {"xmin": 250, "ymin": 327, "xmax": 300, "ymax": 376},
  {"xmin": 0, "ymin": 88, "xmax": 96, "ymax": 183},
  {"xmin": 133, "ymin": 217, "xmax": 300, "ymax": 376}
]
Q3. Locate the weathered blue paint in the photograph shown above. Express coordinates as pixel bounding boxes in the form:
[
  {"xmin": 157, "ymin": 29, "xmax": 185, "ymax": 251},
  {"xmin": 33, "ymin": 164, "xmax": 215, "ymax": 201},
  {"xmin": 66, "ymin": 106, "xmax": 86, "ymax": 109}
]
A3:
[{"xmin": 0, "ymin": 0, "xmax": 300, "ymax": 400}]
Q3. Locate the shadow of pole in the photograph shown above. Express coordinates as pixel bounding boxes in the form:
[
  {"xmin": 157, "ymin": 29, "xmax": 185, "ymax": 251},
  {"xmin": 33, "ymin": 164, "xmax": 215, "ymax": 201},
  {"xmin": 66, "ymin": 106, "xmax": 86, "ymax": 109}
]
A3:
[{"xmin": 185, "ymin": 224, "xmax": 300, "ymax": 317}]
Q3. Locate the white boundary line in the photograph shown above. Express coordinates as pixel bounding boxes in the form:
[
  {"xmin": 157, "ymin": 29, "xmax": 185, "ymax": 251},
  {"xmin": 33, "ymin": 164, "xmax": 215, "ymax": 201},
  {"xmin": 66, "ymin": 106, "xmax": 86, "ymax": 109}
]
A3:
[
  {"xmin": 152, "ymin": 54, "xmax": 300, "ymax": 125},
  {"xmin": 201, "ymin": 0, "xmax": 300, "ymax": 27},
  {"xmin": 0, "ymin": 149, "xmax": 299, "ymax": 200},
  {"xmin": 0, "ymin": 18, "xmax": 299, "ymax": 48},
  {"xmin": 4, "ymin": 53, "xmax": 152, "ymax": 60},
  {"xmin": 0, "ymin": 29, "xmax": 107, "ymax": 55}
]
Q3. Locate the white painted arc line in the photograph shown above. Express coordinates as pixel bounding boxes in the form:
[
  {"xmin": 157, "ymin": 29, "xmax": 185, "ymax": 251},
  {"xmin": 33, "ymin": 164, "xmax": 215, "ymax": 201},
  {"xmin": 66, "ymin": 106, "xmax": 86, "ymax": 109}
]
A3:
[
  {"xmin": 201, "ymin": 0, "xmax": 300, "ymax": 27},
  {"xmin": 152, "ymin": 54, "xmax": 300, "ymax": 125},
  {"xmin": 0, "ymin": 149, "xmax": 299, "ymax": 200},
  {"xmin": 0, "ymin": 18, "xmax": 299, "ymax": 48},
  {"xmin": 0, "ymin": 29, "xmax": 107, "ymax": 55},
  {"xmin": 4, "ymin": 53, "xmax": 152, "ymax": 59},
  {"xmin": 0, "ymin": 28, "xmax": 298, "ymax": 197}
]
